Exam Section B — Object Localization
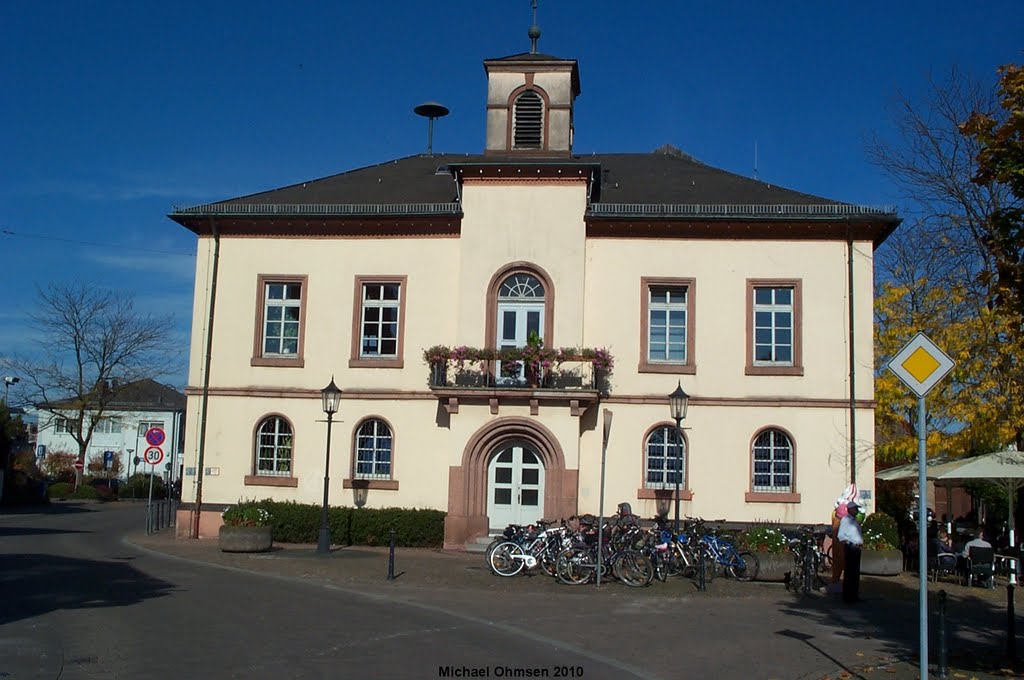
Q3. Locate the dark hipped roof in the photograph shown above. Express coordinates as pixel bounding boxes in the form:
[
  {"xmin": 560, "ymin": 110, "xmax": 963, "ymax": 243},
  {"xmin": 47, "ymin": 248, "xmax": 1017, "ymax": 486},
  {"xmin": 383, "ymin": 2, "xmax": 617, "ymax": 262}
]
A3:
[
  {"xmin": 171, "ymin": 148, "xmax": 891, "ymax": 215},
  {"xmin": 42, "ymin": 379, "xmax": 185, "ymax": 412}
]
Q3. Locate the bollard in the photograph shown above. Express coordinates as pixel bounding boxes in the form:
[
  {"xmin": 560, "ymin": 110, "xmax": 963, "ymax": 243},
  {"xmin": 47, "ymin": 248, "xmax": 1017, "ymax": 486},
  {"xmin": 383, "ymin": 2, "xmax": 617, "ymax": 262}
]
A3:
[
  {"xmin": 387, "ymin": 527, "xmax": 396, "ymax": 581},
  {"xmin": 937, "ymin": 590, "xmax": 948, "ymax": 678},
  {"xmin": 1008, "ymin": 584, "xmax": 1017, "ymax": 664},
  {"xmin": 698, "ymin": 548, "xmax": 706, "ymax": 592}
]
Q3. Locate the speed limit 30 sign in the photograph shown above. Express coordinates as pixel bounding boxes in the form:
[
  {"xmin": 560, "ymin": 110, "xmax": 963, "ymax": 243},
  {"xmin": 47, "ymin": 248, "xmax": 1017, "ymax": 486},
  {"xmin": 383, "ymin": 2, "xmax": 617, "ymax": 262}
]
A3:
[{"xmin": 143, "ymin": 446, "xmax": 164, "ymax": 466}]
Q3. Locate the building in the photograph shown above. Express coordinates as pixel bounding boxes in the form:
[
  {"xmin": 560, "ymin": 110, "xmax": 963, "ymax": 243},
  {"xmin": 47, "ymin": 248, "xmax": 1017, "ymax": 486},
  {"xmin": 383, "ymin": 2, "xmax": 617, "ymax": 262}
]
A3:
[
  {"xmin": 169, "ymin": 37, "xmax": 898, "ymax": 547},
  {"xmin": 34, "ymin": 379, "xmax": 185, "ymax": 483}
]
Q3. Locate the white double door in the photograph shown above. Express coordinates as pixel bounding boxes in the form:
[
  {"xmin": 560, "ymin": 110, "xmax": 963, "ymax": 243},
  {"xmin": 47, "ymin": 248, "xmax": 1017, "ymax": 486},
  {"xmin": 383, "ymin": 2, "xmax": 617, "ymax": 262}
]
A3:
[
  {"xmin": 487, "ymin": 444, "xmax": 545, "ymax": 531},
  {"xmin": 496, "ymin": 302, "xmax": 543, "ymax": 383}
]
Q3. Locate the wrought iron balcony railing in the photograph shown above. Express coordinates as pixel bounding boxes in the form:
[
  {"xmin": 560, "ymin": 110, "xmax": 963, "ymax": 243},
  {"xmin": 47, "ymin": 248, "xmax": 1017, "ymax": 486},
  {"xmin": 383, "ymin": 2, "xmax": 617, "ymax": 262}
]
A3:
[{"xmin": 427, "ymin": 359, "xmax": 606, "ymax": 393}]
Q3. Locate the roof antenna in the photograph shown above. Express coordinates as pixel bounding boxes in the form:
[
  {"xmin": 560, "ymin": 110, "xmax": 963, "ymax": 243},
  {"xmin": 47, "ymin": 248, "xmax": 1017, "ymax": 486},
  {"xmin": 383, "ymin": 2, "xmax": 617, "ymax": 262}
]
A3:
[
  {"xmin": 413, "ymin": 102, "xmax": 450, "ymax": 155},
  {"xmin": 529, "ymin": 0, "xmax": 541, "ymax": 54},
  {"xmin": 753, "ymin": 140, "xmax": 759, "ymax": 181}
]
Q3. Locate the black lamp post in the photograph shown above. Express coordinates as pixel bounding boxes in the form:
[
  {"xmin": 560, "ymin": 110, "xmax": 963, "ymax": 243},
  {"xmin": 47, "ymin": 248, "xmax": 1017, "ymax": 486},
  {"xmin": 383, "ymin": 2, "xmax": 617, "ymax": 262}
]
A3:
[
  {"xmin": 668, "ymin": 381, "xmax": 690, "ymax": 534},
  {"xmin": 318, "ymin": 377, "xmax": 342, "ymax": 555}
]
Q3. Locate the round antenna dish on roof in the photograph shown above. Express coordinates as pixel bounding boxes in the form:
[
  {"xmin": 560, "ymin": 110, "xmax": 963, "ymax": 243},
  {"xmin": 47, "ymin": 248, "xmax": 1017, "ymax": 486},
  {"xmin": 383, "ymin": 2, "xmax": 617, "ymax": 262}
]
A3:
[{"xmin": 413, "ymin": 102, "xmax": 450, "ymax": 155}]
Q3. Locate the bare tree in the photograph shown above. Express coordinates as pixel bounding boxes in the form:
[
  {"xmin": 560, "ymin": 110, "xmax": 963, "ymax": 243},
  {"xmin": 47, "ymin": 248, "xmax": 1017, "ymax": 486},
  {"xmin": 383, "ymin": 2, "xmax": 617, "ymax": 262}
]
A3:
[
  {"xmin": 868, "ymin": 68, "xmax": 1010, "ymax": 295},
  {"xmin": 3, "ymin": 282, "xmax": 176, "ymax": 486}
]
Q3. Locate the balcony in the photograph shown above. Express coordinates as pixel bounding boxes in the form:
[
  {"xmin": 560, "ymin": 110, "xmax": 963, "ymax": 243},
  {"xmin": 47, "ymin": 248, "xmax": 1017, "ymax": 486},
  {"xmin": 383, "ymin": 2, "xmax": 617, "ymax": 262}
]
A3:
[{"xmin": 425, "ymin": 352, "xmax": 610, "ymax": 417}]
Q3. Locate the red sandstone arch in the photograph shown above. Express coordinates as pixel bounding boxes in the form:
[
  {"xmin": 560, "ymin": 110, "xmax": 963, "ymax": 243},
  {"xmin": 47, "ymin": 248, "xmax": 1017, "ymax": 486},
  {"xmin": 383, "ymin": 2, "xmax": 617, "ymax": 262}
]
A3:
[{"xmin": 444, "ymin": 417, "xmax": 577, "ymax": 549}]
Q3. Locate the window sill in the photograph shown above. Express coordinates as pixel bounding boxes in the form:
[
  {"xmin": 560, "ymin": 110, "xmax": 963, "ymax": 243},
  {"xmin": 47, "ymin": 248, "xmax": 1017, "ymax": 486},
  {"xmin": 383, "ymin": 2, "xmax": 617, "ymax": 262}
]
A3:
[
  {"xmin": 745, "ymin": 491, "xmax": 801, "ymax": 503},
  {"xmin": 251, "ymin": 357, "xmax": 305, "ymax": 368},
  {"xmin": 244, "ymin": 475, "xmax": 298, "ymax": 488},
  {"xmin": 343, "ymin": 478, "xmax": 399, "ymax": 490},
  {"xmin": 638, "ymin": 362, "xmax": 696, "ymax": 375},
  {"xmin": 637, "ymin": 488, "xmax": 692, "ymax": 501},
  {"xmin": 348, "ymin": 358, "xmax": 404, "ymax": 369},
  {"xmin": 745, "ymin": 365, "xmax": 804, "ymax": 376}
]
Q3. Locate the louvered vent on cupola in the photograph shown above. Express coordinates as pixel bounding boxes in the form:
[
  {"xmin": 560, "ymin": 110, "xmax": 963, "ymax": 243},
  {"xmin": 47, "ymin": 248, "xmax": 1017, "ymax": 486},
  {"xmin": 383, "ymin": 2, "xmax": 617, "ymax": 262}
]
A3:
[{"xmin": 513, "ymin": 91, "xmax": 543, "ymax": 149}]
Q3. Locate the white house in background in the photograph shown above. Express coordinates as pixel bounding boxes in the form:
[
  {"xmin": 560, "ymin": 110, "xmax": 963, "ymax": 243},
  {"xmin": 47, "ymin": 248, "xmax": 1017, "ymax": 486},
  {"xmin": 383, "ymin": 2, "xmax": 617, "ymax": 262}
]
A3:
[
  {"xmin": 168, "ymin": 33, "xmax": 899, "ymax": 547},
  {"xmin": 34, "ymin": 379, "xmax": 186, "ymax": 482}
]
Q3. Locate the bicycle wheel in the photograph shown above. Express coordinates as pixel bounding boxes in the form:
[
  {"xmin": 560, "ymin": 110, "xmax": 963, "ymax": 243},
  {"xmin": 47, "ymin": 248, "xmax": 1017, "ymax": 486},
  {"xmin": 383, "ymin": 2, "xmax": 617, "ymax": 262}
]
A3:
[
  {"xmin": 802, "ymin": 553, "xmax": 815, "ymax": 593},
  {"xmin": 556, "ymin": 547, "xmax": 596, "ymax": 585},
  {"xmin": 694, "ymin": 545, "xmax": 716, "ymax": 583},
  {"xmin": 727, "ymin": 550, "xmax": 759, "ymax": 582},
  {"xmin": 819, "ymin": 545, "xmax": 833, "ymax": 573},
  {"xmin": 489, "ymin": 541, "xmax": 525, "ymax": 577},
  {"xmin": 653, "ymin": 550, "xmax": 668, "ymax": 582},
  {"xmin": 613, "ymin": 550, "xmax": 654, "ymax": 587},
  {"xmin": 483, "ymin": 537, "xmax": 503, "ymax": 568},
  {"xmin": 665, "ymin": 543, "xmax": 690, "ymax": 577}
]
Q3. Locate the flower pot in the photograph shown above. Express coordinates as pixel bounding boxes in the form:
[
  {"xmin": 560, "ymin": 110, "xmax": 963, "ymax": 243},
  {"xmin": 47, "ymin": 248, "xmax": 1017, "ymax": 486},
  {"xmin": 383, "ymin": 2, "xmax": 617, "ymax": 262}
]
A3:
[
  {"xmin": 219, "ymin": 525, "xmax": 273, "ymax": 553},
  {"xmin": 860, "ymin": 549, "xmax": 903, "ymax": 576},
  {"xmin": 753, "ymin": 551, "xmax": 794, "ymax": 582}
]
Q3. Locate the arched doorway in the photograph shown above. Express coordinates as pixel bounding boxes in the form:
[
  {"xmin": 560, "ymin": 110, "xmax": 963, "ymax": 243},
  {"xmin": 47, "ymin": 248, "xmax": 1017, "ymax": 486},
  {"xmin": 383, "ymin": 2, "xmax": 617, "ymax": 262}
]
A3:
[
  {"xmin": 486, "ymin": 443, "xmax": 545, "ymax": 530},
  {"xmin": 444, "ymin": 417, "xmax": 577, "ymax": 549}
]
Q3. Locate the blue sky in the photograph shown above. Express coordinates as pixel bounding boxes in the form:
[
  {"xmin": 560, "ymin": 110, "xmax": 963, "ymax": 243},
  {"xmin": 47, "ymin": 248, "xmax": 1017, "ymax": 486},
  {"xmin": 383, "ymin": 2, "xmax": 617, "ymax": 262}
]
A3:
[{"xmin": 2, "ymin": 1, "xmax": 1021, "ymax": 390}]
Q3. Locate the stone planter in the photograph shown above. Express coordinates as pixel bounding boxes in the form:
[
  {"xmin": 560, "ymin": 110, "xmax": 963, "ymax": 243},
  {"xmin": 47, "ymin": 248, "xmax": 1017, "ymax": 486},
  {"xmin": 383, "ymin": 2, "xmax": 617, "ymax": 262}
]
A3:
[
  {"xmin": 860, "ymin": 549, "xmax": 903, "ymax": 576},
  {"xmin": 753, "ymin": 552, "xmax": 794, "ymax": 582},
  {"xmin": 219, "ymin": 525, "xmax": 273, "ymax": 553}
]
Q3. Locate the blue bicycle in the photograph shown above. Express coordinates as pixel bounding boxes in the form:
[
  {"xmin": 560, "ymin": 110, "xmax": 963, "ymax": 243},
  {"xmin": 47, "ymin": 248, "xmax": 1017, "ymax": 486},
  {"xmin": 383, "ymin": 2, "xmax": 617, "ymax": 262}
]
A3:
[{"xmin": 693, "ymin": 519, "xmax": 759, "ymax": 581}]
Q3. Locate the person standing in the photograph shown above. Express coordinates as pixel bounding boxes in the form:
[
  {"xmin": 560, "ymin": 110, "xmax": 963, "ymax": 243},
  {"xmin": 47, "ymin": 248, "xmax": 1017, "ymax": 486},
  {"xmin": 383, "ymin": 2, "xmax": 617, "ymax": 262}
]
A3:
[{"xmin": 838, "ymin": 501, "xmax": 864, "ymax": 603}]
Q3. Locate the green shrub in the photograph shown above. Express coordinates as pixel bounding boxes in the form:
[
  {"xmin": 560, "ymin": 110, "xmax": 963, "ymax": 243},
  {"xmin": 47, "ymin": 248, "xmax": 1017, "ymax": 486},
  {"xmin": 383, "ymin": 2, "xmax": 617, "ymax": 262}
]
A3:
[
  {"xmin": 862, "ymin": 512, "xmax": 899, "ymax": 550},
  {"xmin": 120, "ymin": 474, "xmax": 166, "ymax": 500},
  {"xmin": 71, "ymin": 485, "xmax": 101, "ymax": 500},
  {"xmin": 47, "ymin": 482, "xmax": 74, "ymax": 500},
  {"xmin": 739, "ymin": 524, "xmax": 789, "ymax": 553},
  {"xmin": 222, "ymin": 505, "xmax": 272, "ymax": 527},
  {"xmin": 227, "ymin": 500, "xmax": 446, "ymax": 547}
]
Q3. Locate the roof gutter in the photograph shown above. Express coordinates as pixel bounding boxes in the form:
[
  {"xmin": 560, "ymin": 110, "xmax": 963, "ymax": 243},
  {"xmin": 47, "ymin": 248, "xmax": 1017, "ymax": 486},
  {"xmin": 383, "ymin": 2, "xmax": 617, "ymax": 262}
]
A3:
[{"xmin": 192, "ymin": 217, "xmax": 219, "ymax": 539}]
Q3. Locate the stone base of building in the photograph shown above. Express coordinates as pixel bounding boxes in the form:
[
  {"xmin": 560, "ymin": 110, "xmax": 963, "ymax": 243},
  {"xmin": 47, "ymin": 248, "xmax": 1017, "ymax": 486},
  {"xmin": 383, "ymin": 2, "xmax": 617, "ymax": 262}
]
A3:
[{"xmin": 175, "ymin": 506, "xmax": 228, "ymax": 539}]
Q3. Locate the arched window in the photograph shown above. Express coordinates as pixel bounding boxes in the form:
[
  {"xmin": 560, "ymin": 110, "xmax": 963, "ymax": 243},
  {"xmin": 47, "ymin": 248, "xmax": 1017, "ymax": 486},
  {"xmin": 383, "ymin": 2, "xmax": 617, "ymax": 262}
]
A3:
[
  {"xmin": 355, "ymin": 418, "xmax": 393, "ymax": 480},
  {"xmin": 513, "ymin": 90, "xmax": 543, "ymax": 149},
  {"xmin": 645, "ymin": 425, "xmax": 685, "ymax": 490},
  {"xmin": 752, "ymin": 428, "xmax": 793, "ymax": 493},
  {"xmin": 255, "ymin": 416, "xmax": 293, "ymax": 476}
]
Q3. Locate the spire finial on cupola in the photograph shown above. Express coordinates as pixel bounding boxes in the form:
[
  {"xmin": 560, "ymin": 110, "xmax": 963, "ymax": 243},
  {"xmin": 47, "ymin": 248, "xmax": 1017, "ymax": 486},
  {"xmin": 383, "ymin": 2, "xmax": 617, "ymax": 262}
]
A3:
[{"xmin": 528, "ymin": 0, "xmax": 541, "ymax": 54}]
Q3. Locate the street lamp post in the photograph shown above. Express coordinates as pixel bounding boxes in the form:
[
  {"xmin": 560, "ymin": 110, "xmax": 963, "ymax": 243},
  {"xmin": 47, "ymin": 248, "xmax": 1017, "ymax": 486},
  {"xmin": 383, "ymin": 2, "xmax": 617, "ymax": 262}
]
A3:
[
  {"xmin": 318, "ymin": 377, "xmax": 342, "ymax": 555},
  {"xmin": 668, "ymin": 381, "xmax": 690, "ymax": 534},
  {"xmin": 3, "ymin": 376, "xmax": 19, "ymax": 405}
]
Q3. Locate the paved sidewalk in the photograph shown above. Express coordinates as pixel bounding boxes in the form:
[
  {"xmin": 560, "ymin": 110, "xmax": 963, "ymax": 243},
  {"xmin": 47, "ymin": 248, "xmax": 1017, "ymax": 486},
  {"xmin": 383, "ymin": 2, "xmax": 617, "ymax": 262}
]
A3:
[{"xmin": 129, "ymin": 529, "xmax": 1023, "ymax": 679}]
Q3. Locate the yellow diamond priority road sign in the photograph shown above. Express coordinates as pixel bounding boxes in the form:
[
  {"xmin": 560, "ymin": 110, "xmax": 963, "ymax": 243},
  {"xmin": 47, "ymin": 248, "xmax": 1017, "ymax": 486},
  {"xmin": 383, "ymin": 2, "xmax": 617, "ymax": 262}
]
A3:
[{"xmin": 887, "ymin": 332, "xmax": 955, "ymax": 398}]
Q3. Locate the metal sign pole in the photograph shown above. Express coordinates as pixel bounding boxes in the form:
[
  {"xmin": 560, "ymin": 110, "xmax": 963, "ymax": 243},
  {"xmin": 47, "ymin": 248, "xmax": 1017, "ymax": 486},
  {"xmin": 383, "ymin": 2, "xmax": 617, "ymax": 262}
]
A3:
[
  {"xmin": 147, "ymin": 462, "xmax": 155, "ymax": 534},
  {"xmin": 596, "ymin": 409, "xmax": 612, "ymax": 588},
  {"xmin": 917, "ymin": 395, "xmax": 928, "ymax": 680}
]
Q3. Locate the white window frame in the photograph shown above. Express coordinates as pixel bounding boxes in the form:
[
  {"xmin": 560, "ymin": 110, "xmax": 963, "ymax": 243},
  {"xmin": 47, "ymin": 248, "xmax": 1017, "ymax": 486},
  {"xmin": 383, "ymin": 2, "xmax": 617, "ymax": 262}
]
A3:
[
  {"xmin": 255, "ymin": 417, "xmax": 292, "ymax": 477},
  {"xmin": 648, "ymin": 285, "xmax": 688, "ymax": 363},
  {"xmin": 752, "ymin": 429, "xmax": 793, "ymax": 493},
  {"xmin": 644, "ymin": 425, "xmax": 685, "ymax": 490},
  {"xmin": 262, "ymin": 282, "xmax": 302, "ymax": 357},
  {"xmin": 752, "ymin": 286, "xmax": 794, "ymax": 366},
  {"xmin": 354, "ymin": 419, "xmax": 392, "ymax": 480},
  {"xmin": 360, "ymin": 283, "xmax": 401, "ymax": 359}
]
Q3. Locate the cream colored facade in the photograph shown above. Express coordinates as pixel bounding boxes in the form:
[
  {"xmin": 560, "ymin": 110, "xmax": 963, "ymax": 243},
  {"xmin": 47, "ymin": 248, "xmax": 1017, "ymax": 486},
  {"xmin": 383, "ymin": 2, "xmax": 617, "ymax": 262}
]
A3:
[{"xmin": 172, "ymin": 47, "xmax": 895, "ymax": 547}]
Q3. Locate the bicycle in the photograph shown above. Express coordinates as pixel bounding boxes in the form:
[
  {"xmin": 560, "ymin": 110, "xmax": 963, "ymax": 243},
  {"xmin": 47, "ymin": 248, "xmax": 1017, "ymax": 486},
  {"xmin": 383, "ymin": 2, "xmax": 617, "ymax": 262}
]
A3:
[
  {"xmin": 700, "ymin": 526, "xmax": 759, "ymax": 581},
  {"xmin": 786, "ymin": 526, "xmax": 826, "ymax": 594}
]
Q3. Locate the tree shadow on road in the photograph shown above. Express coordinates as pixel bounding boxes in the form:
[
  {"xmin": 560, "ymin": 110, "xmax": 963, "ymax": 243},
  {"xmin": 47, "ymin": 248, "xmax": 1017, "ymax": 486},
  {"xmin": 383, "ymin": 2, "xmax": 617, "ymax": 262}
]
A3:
[
  {"xmin": 774, "ymin": 575, "xmax": 1021, "ymax": 676},
  {"xmin": 0, "ymin": 526, "xmax": 91, "ymax": 537},
  {"xmin": 0, "ymin": 553, "xmax": 176, "ymax": 625}
]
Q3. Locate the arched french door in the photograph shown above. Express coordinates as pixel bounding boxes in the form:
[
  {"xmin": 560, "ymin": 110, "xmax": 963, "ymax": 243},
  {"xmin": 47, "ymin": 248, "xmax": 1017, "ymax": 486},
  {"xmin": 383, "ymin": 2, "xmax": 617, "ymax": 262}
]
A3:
[
  {"xmin": 495, "ymin": 273, "xmax": 544, "ymax": 384},
  {"xmin": 486, "ymin": 443, "xmax": 545, "ymax": 530}
]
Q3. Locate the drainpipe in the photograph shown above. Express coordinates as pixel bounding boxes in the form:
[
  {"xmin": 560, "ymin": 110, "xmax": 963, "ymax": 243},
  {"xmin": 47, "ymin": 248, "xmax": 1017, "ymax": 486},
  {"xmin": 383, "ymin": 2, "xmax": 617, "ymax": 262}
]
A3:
[
  {"xmin": 847, "ymin": 226, "xmax": 857, "ymax": 485},
  {"xmin": 192, "ymin": 217, "xmax": 220, "ymax": 538}
]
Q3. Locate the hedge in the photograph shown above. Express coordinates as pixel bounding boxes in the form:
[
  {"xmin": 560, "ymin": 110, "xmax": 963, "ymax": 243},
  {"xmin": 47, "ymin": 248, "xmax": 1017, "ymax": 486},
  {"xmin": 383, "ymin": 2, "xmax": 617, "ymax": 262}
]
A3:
[
  {"xmin": 228, "ymin": 500, "xmax": 446, "ymax": 547},
  {"xmin": 47, "ymin": 482, "xmax": 74, "ymax": 500}
]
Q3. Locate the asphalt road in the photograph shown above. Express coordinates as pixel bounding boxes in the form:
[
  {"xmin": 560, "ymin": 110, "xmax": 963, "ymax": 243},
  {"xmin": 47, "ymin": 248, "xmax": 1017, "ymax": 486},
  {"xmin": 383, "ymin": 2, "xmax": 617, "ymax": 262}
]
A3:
[{"xmin": 0, "ymin": 503, "xmax": 1017, "ymax": 680}]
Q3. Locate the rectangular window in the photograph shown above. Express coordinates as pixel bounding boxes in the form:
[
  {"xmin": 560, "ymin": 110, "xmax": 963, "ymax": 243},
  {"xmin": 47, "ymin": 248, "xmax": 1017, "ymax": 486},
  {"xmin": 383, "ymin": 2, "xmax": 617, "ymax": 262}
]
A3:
[
  {"xmin": 361, "ymin": 283, "xmax": 400, "ymax": 358},
  {"xmin": 55, "ymin": 417, "xmax": 70, "ymax": 434},
  {"xmin": 252, "ymin": 274, "xmax": 307, "ymax": 367},
  {"xmin": 138, "ymin": 421, "xmax": 164, "ymax": 436},
  {"xmin": 746, "ymin": 279, "xmax": 803, "ymax": 376},
  {"xmin": 94, "ymin": 418, "xmax": 122, "ymax": 434},
  {"xmin": 639, "ymin": 277, "xmax": 696, "ymax": 374},
  {"xmin": 648, "ymin": 286, "xmax": 688, "ymax": 363},
  {"xmin": 350, "ymin": 275, "xmax": 407, "ymax": 369},
  {"xmin": 264, "ymin": 283, "xmax": 301, "ymax": 355}
]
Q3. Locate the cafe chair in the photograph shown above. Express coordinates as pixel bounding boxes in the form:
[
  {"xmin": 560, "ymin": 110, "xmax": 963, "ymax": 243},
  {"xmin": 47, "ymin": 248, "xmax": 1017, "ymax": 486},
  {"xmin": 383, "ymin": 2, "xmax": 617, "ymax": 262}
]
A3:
[{"xmin": 965, "ymin": 546, "xmax": 995, "ymax": 588}]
